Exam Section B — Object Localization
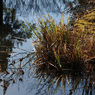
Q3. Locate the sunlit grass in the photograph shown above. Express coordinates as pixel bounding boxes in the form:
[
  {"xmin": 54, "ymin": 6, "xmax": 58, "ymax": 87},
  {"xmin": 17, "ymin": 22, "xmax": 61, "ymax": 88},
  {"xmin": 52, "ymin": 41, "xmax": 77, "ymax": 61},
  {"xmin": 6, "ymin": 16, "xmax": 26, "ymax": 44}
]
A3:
[{"xmin": 19, "ymin": 11, "xmax": 95, "ymax": 72}]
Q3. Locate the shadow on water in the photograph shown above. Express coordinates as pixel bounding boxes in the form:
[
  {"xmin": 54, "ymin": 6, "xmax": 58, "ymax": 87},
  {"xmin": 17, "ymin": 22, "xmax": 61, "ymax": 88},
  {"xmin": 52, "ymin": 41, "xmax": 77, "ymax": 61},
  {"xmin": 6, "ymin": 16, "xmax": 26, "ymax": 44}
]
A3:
[{"xmin": 0, "ymin": 0, "xmax": 95, "ymax": 95}]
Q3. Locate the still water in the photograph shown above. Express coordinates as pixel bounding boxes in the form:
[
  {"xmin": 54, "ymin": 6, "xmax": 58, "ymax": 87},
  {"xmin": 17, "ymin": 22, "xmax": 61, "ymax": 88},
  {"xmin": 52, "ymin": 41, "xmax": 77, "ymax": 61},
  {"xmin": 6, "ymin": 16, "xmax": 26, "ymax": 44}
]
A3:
[{"xmin": 0, "ymin": 0, "xmax": 95, "ymax": 95}]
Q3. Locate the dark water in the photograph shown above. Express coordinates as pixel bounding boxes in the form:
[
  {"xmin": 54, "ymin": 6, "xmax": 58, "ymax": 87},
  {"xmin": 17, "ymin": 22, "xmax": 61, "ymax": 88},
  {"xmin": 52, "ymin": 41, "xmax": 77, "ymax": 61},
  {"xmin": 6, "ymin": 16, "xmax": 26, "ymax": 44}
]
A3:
[{"xmin": 0, "ymin": 0, "xmax": 95, "ymax": 95}]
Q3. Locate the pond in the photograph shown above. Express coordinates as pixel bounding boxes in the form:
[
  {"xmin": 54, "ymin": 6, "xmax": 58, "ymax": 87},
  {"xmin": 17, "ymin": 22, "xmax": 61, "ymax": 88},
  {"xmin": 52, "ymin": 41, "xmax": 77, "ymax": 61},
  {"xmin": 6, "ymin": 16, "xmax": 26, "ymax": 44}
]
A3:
[{"xmin": 0, "ymin": 0, "xmax": 95, "ymax": 95}]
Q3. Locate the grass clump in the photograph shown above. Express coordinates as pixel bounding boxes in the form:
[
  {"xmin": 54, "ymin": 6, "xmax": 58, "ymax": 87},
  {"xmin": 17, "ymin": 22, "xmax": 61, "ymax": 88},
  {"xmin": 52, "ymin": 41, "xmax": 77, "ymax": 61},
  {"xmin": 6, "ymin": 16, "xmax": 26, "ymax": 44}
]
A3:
[
  {"xmin": 74, "ymin": 9, "xmax": 95, "ymax": 34},
  {"xmin": 20, "ymin": 12, "xmax": 95, "ymax": 72},
  {"xmin": 30, "ymin": 14, "xmax": 84, "ymax": 71}
]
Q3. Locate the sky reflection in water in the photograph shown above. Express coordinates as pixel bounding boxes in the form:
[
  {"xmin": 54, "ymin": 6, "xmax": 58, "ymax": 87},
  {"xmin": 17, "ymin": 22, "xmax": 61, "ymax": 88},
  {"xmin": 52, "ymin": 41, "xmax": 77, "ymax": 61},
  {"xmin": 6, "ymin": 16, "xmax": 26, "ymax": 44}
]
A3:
[{"xmin": 0, "ymin": 0, "xmax": 95, "ymax": 95}]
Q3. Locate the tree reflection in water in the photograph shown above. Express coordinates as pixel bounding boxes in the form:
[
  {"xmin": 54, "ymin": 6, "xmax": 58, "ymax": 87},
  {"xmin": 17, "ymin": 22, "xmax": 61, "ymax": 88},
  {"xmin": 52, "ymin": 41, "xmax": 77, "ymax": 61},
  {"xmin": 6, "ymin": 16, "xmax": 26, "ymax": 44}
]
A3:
[
  {"xmin": 0, "ymin": 58, "xmax": 95, "ymax": 95},
  {"xmin": 0, "ymin": 29, "xmax": 32, "ymax": 95},
  {"xmin": 0, "ymin": 0, "xmax": 95, "ymax": 95},
  {"xmin": 0, "ymin": 1, "xmax": 32, "ymax": 95}
]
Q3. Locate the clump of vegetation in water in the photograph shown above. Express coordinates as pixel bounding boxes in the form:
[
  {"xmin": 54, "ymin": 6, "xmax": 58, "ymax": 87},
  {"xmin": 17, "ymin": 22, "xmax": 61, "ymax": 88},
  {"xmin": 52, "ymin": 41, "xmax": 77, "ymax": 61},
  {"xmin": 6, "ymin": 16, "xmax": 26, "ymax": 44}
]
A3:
[
  {"xmin": 73, "ymin": 9, "xmax": 95, "ymax": 62},
  {"xmin": 19, "ymin": 10, "xmax": 95, "ymax": 72}
]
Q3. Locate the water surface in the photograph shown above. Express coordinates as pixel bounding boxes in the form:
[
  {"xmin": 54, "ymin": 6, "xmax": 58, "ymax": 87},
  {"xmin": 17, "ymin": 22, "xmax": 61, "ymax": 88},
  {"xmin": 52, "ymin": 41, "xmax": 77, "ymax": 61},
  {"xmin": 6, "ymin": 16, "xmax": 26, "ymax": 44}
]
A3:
[{"xmin": 0, "ymin": 0, "xmax": 95, "ymax": 95}]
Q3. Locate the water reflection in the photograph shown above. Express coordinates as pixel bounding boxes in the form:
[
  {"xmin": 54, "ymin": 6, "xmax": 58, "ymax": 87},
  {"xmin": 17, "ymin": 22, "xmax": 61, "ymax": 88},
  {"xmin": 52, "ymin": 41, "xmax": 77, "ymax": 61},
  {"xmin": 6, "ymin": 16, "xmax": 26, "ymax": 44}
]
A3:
[
  {"xmin": 0, "ymin": 0, "xmax": 3, "ymax": 25},
  {"xmin": 0, "ymin": 31, "xmax": 26, "ymax": 95},
  {"xmin": 0, "ymin": 0, "xmax": 95, "ymax": 95},
  {"xmin": 0, "ymin": 60, "xmax": 95, "ymax": 95},
  {"xmin": 0, "ymin": 3, "xmax": 32, "ymax": 95},
  {"xmin": 33, "ymin": 66, "xmax": 95, "ymax": 95}
]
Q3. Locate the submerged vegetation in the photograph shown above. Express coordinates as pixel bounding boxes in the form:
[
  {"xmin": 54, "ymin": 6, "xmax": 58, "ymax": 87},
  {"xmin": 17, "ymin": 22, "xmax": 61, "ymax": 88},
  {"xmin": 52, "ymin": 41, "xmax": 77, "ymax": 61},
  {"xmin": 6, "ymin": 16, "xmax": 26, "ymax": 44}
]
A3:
[{"xmin": 19, "ymin": 9, "xmax": 95, "ymax": 72}]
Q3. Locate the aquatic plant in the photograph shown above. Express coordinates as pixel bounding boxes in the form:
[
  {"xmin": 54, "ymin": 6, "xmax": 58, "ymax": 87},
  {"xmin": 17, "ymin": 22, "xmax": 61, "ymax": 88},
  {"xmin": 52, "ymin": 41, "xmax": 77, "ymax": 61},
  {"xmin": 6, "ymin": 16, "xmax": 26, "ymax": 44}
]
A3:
[{"xmin": 19, "ymin": 10, "xmax": 95, "ymax": 72}]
